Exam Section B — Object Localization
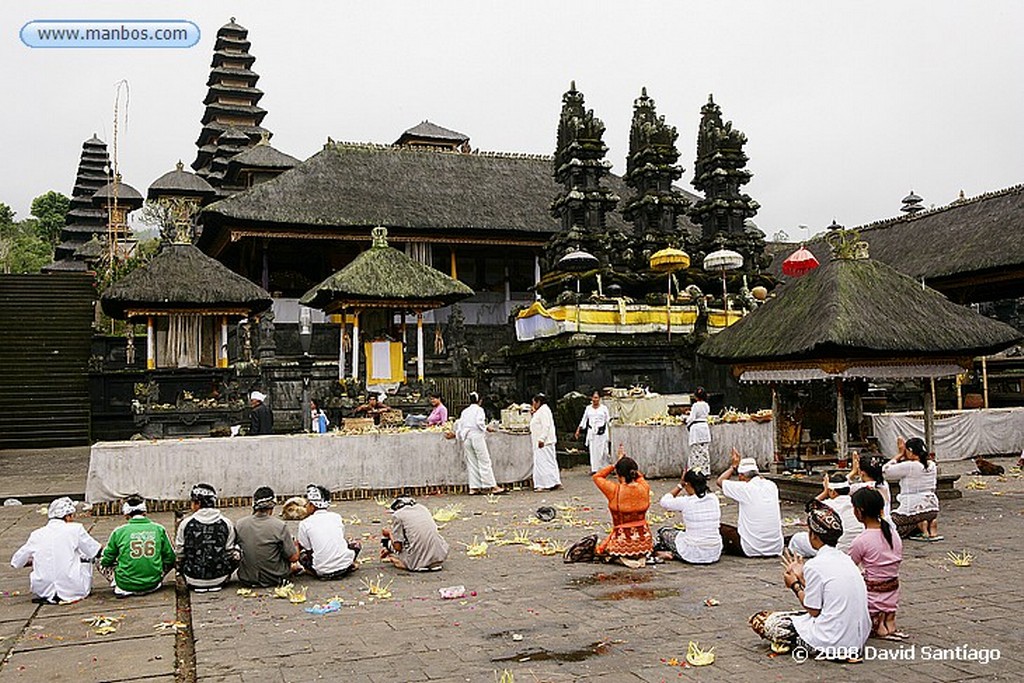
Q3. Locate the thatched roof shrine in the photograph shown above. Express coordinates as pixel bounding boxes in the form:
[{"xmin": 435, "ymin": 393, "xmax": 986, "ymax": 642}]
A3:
[
  {"xmin": 101, "ymin": 243, "xmax": 272, "ymax": 319},
  {"xmin": 701, "ymin": 253, "xmax": 1022, "ymax": 370},
  {"xmin": 299, "ymin": 227, "xmax": 473, "ymax": 312}
]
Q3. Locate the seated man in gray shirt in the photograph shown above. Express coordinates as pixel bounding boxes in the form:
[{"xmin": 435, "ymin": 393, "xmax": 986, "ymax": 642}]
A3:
[
  {"xmin": 235, "ymin": 487, "xmax": 299, "ymax": 587},
  {"xmin": 380, "ymin": 497, "xmax": 450, "ymax": 572}
]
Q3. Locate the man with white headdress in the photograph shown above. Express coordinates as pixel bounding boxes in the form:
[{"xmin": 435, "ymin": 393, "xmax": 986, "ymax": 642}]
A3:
[
  {"xmin": 10, "ymin": 497, "xmax": 101, "ymax": 604},
  {"xmin": 99, "ymin": 495, "xmax": 176, "ymax": 597},
  {"xmin": 716, "ymin": 448, "xmax": 784, "ymax": 557},
  {"xmin": 380, "ymin": 496, "xmax": 449, "ymax": 572},
  {"xmin": 249, "ymin": 390, "xmax": 273, "ymax": 435},
  {"xmin": 175, "ymin": 483, "xmax": 240, "ymax": 591},
  {"xmin": 788, "ymin": 474, "xmax": 865, "ymax": 558},
  {"xmin": 297, "ymin": 484, "xmax": 360, "ymax": 579},
  {"xmin": 750, "ymin": 500, "xmax": 870, "ymax": 659}
]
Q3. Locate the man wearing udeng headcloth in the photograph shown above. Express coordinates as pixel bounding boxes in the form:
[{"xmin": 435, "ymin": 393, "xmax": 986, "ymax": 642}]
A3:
[{"xmin": 175, "ymin": 483, "xmax": 240, "ymax": 592}]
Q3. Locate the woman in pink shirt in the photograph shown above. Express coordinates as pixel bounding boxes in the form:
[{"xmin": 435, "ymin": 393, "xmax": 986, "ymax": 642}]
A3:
[
  {"xmin": 849, "ymin": 487, "xmax": 906, "ymax": 641},
  {"xmin": 426, "ymin": 392, "xmax": 448, "ymax": 426}
]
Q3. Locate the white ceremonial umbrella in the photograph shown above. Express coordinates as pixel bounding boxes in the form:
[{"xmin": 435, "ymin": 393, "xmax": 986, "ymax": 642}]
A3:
[{"xmin": 703, "ymin": 248, "xmax": 743, "ymax": 318}]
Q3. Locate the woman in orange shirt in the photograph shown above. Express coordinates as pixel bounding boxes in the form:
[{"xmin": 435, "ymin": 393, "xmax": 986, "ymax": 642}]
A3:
[{"xmin": 592, "ymin": 445, "xmax": 653, "ymax": 567}]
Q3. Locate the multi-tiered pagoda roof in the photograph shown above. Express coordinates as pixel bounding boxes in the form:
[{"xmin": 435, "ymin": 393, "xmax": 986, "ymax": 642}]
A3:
[{"xmin": 44, "ymin": 134, "xmax": 111, "ymax": 272}]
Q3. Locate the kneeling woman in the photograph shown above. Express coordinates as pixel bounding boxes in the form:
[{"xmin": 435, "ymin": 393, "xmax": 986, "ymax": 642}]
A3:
[
  {"xmin": 593, "ymin": 445, "xmax": 653, "ymax": 567},
  {"xmin": 883, "ymin": 437, "xmax": 940, "ymax": 540},
  {"xmin": 655, "ymin": 469, "xmax": 722, "ymax": 564}
]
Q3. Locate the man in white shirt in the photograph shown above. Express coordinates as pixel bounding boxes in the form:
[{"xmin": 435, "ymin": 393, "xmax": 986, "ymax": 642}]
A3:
[
  {"xmin": 297, "ymin": 484, "xmax": 360, "ymax": 579},
  {"xmin": 788, "ymin": 474, "xmax": 865, "ymax": 557},
  {"xmin": 716, "ymin": 450, "xmax": 784, "ymax": 557},
  {"xmin": 447, "ymin": 392, "xmax": 504, "ymax": 495},
  {"xmin": 575, "ymin": 391, "xmax": 611, "ymax": 473},
  {"xmin": 10, "ymin": 497, "xmax": 101, "ymax": 604},
  {"xmin": 750, "ymin": 500, "xmax": 870, "ymax": 659}
]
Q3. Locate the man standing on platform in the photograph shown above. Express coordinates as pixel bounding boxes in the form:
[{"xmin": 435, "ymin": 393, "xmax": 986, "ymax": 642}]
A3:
[
  {"xmin": 235, "ymin": 487, "xmax": 299, "ymax": 587},
  {"xmin": 717, "ymin": 449, "xmax": 784, "ymax": 557},
  {"xmin": 575, "ymin": 390, "xmax": 611, "ymax": 474},
  {"xmin": 249, "ymin": 391, "xmax": 273, "ymax": 435}
]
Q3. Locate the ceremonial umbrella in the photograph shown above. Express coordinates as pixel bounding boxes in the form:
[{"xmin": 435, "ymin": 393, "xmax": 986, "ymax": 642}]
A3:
[
  {"xmin": 557, "ymin": 248, "xmax": 599, "ymax": 331},
  {"xmin": 703, "ymin": 248, "xmax": 744, "ymax": 319},
  {"xmin": 650, "ymin": 247, "xmax": 691, "ymax": 338},
  {"xmin": 782, "ymin": 245, "xmax": 820, "ymax": 277}
]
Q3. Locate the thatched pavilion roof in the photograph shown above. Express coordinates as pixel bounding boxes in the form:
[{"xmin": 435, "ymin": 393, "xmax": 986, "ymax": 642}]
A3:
[
  {"xmin": 200, "ymin": 142, "xmax": 701, "ymax": 245},
  {"xmin": 299, "ymin": 227, "xmax": 474, "ymax": 311},
  {"xmin": 768, "ymin": 184, "xmax": 1024, "ymax": 301},
  {"xmin": 101, "ymin": 243, "xmax": 272, "ymax": 319},
  {"xmin": 700, "ymin": 254, "xmax": 1022, "ymax": 368}
]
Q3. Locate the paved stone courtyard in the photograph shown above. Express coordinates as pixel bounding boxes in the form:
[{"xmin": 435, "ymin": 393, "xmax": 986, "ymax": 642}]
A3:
[{"xmin": 0, "ymin": 452, "xmax": 1021, "ymax": 682}]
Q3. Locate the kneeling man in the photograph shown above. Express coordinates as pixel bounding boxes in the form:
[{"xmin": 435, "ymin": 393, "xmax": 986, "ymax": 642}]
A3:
[{"xmin": 380, "ymin": 497, "xmax": 449, "ymax": 571}]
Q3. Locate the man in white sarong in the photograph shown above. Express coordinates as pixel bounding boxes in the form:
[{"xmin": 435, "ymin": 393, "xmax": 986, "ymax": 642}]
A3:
[
  {"xmin": 575, "ymin": 390, "xmax": 611, "ymax": 473},
  {"xmin": 449, "ymin": 391, "xmax": 504, "ymax": 495},
  {"xmin": 10, "ymin": 497, "xmax": 101, "ymax": 604},
  {"xmin": 530, "ymin": 393, "xmax": 561, "ymax": 491}
]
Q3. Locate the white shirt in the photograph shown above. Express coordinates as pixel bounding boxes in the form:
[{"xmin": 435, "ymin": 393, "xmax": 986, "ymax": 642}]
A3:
[
  {"xmin": 685, "ymin": 400, "xmax": 711, "ymax": 445},
  {"xmin": 721, "ymin": 476, "xmax": 784, "ymax": 557},
  {"xmin": 883, "ymin": 460, "xmax": 939, "ymax": 515},
  {"xmin": 10, "ymin": 519, "xmax": 101, "ymax": 602},
  {"xmin": 659, "ymin": 492, "xmax": 723, "ymax": 563},
  {"xmin": 791, "ymin": 545, "xmax": 871, "ymax": 651},
  {"xmin": 578, "ymin": 404, "xmax": 611, "ymax": 445},
  {"xmin": 530, "ymin": 404, "xmax": 557, "ymax": 446},
  {"xmin": 825, "ymin": 496, "xmax": 865, "ymax": 553},
  {"xmin": 297, "ymin": 510, "xmax": 355, "ymax": 575},
  {"xmin": 455, "ymin": 403, "xmax": 487, "ymax": 441},
  {"xmin": 849, "ymin": 480, "xmax": 892, "ymax": 521}
]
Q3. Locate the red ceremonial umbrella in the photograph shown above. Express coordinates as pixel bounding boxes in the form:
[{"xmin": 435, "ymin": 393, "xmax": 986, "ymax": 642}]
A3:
[{"xmin": 782, "ymin": 245, "xmax": 820, "ymax": 277}]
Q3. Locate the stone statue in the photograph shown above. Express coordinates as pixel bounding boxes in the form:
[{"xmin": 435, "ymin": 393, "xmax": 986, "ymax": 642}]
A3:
[{"xmin": 257, "ymin": 310, "xmax": 276, "ymax": 360}]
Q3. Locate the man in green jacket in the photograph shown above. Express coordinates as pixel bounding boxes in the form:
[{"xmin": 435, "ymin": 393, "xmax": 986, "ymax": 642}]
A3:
[{"xmin": 99, "ymin": 495, "xmax": 176, "ymax": 597}]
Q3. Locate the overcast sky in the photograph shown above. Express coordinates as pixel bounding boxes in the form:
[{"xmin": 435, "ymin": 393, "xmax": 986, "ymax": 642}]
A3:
[{"xmin": 3, "ymin": 1, "xmax": 1022, "ymax": 242}]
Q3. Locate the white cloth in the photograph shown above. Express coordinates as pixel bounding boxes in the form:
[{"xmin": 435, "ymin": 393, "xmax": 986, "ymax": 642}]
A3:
[
  {"xmin": 370, "ymin": 342, "xmax": 391, "ymax": 380},
  {"xmin": 870, "ymin": 408, "xmax": 1024, "ymax": 462},
  {"xmin": 883, "ymin": 460, "xmax": 940, "ymax": 516},
  {"xmin": 530, "ymin": 404, "xmax": 557, "ymax": 448},
  {"xmin": 532, "ymin": 443, "xmax": 561, "ymax": 489},
  {"xmin": 579, "ymin": 404, "xmax": 612, "ymax": 472},
  {"xmin": 658, "ymin": 492, "xmax": 723, "ymax": 563},
  {"xmin": 297, "ymin": 509, "xmax": 356, "ymax": 575},
  {"xmin": 849, "ymin": 480, "xmax": 892, "ymax": 521},
  {"xmin": 829, "ymin": 495, "xmax": 865, "ymax": 553},
  {"xmin": 463, "ymin": 432, "xmax": 497, "ymax": 490},
  {"xmin": 10, "ymin": 519, "xmax": 101, "ymax": 602},
  {"xmin": 685, "ymin": 400, "xmax": 711, "ymax": 446},
  {"xmin": 721, "ymin": 477, "xmax": 784, "ymax": 557},
  {"xmin": 791, "ymin": 545, "xmax": 871, "ymax": 651}
]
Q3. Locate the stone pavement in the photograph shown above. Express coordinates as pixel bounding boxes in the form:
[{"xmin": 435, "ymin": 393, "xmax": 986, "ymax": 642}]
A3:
[
  {"xmin": 0, "ymin": 454, "xmax": 1021, "ymax": 682},
  {"xmin": 0, "ymin": 448, "xmax": 90, "ymax": 504}
]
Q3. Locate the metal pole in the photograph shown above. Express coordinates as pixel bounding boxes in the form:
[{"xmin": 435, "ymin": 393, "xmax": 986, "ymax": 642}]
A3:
[{"xmin": 666, "ymin": 274, "xmax": 672, "ymax": 340}]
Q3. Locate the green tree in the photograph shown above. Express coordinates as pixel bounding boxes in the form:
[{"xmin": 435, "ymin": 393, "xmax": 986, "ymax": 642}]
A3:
[
  {"xmin": 30, "ymin": 190, "xmax": 70, "ymax": 246},
  {"xmin": 0, "ymin": 203, "xmax": 54, "ymax": 274}
]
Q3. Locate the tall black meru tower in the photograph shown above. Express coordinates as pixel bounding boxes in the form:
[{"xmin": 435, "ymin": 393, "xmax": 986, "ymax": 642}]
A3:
[
  {"xmin": 621, "ymin": 87, "xmax": 692, "ymax": 271},
  {"xmin": 689, "ymin": 94, "xmax": 768, "ymax": 270},
  {"xmin": 43, "ymin": 134, "xmax": 112, "ymax": 272},
  {"xmin": 192, "ymin": 18, "xmax": 272, "ymax": 197}
]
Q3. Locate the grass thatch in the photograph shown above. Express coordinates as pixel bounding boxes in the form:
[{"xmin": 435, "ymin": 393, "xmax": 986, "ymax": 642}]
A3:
[
  {"xmin": 101, "ymin": 243, "xmax": 272, "ymax": 319},
  {"xmin": 299, "ymin": 236, "xmax": 474, "ymax": 310},
  {"xmin": 700, "ymin": 255, "xmax": 1022, "ymax": 363},
  {"xmin": 769, "ymin": 185, "xmax": 1024, "ymax": 282},
  {"xmin": 201, "ymin": 142, "xmax": 700, "ymax": 240},
  {"xmin": 227, "ymin": 143, "xmax": 300, "ymax": 171}
]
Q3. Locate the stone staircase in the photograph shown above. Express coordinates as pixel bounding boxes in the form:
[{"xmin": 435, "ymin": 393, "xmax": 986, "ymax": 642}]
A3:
[{"xmin": 0, "ymin": 273, "xmax": 95, "ymax": 449}]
